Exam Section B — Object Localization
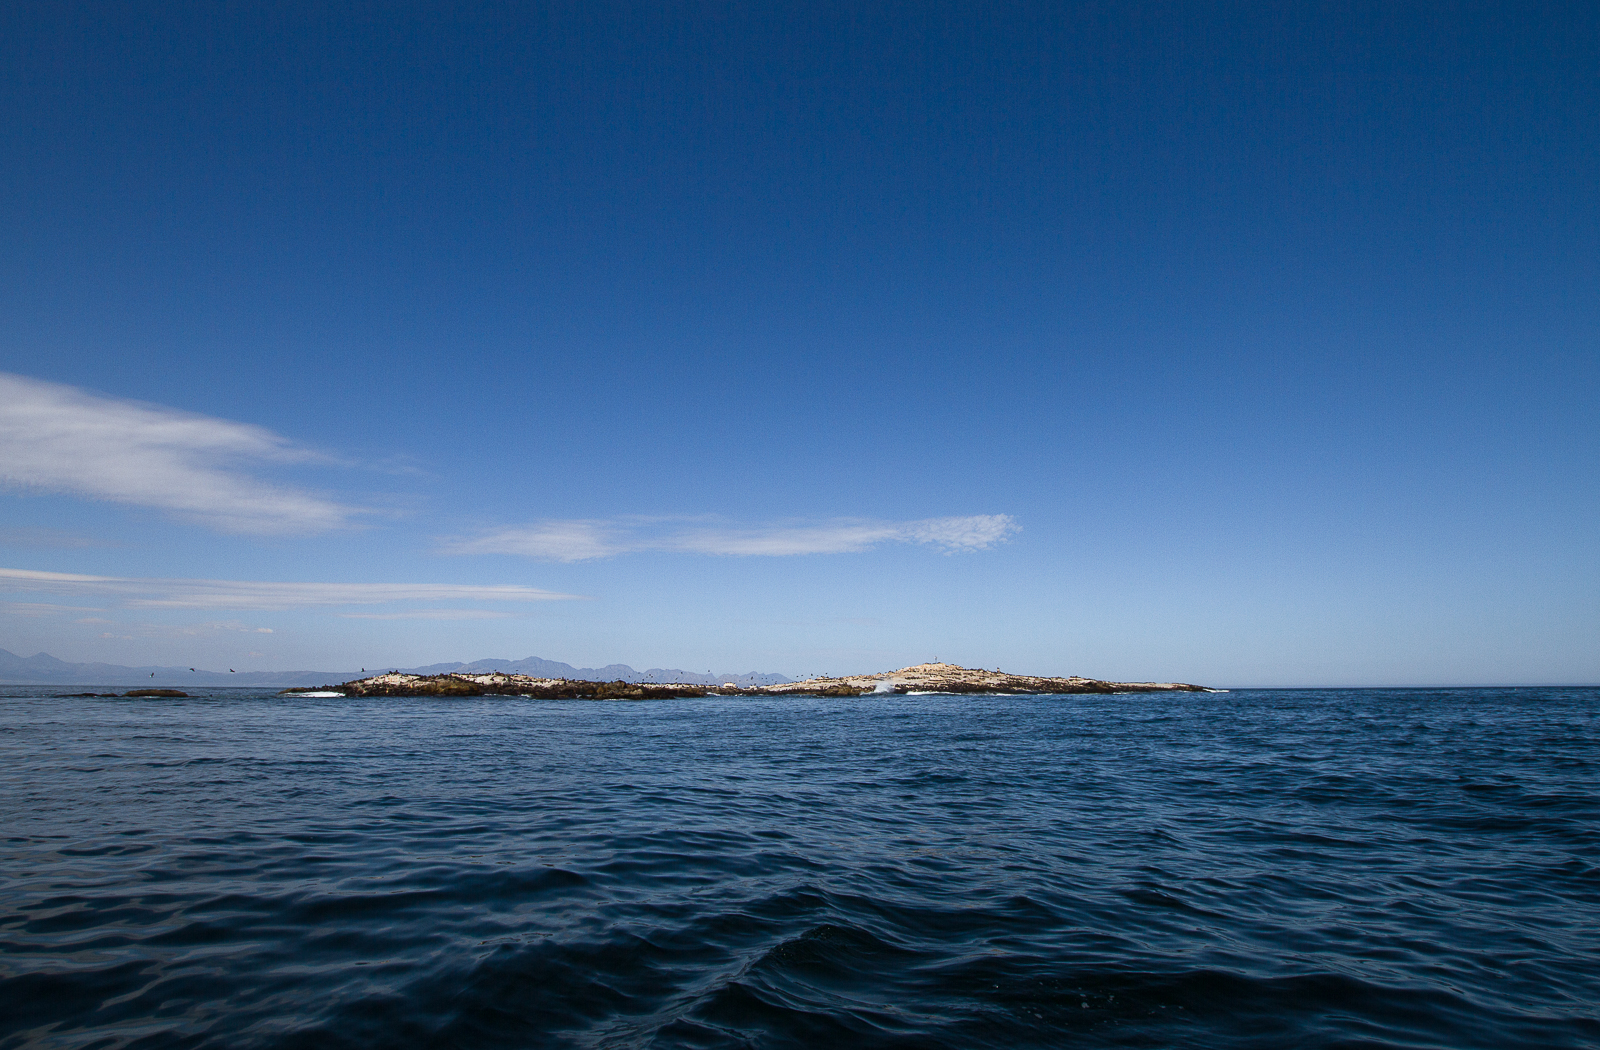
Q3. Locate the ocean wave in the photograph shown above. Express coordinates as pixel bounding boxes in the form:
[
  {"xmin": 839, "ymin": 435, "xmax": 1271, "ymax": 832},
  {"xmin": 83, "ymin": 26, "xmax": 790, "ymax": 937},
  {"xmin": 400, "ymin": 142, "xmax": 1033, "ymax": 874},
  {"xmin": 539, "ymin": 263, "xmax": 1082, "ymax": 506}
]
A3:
[{"xmin": 2, "ymin": 686, "xmax": 1597, "ymax": 1048}]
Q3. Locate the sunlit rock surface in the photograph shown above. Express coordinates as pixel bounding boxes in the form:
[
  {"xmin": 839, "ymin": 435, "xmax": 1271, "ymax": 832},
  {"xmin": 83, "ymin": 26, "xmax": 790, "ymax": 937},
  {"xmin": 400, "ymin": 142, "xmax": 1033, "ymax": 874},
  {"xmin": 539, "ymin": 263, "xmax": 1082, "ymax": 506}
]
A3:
[
  {"xmin": 328, "ymin": 663, "xmax": 1207, "ymax": 697},
  {"xmin": 746, "ymin": 662, "xmax": 1208, "ymax": 696}
]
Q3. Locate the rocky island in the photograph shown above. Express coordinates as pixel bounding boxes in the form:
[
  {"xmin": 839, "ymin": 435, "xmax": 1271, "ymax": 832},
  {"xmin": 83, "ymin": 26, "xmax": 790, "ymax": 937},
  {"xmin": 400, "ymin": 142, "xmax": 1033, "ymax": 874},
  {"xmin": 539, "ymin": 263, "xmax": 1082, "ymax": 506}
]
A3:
[{"xmin": 319, "ymin": 663, "xmax": 1209, "ymax": 698}]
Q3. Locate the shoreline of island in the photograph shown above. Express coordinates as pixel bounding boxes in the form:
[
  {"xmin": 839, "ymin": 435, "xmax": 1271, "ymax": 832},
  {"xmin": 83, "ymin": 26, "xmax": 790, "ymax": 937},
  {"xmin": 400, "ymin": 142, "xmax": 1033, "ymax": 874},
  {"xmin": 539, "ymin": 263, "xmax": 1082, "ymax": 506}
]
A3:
[{"xmin": 297, "ymin": 662, "xmax": 1214, "ymax": 698}]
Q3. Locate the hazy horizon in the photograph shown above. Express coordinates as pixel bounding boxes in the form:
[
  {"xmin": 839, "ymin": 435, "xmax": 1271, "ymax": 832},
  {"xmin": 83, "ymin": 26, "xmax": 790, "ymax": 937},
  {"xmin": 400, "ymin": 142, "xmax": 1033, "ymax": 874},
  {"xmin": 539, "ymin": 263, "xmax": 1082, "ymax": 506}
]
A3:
[{"xmin": 2, "ymin": 645, "xmax": 1596, "ymax": 692}]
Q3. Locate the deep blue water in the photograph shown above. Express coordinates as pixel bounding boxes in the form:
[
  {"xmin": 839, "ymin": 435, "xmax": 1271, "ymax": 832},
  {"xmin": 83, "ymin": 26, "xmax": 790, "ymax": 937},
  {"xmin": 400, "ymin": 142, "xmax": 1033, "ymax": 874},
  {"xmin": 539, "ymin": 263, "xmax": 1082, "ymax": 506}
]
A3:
[{"xmin": 1, "ymin": 686, "xmax": 1597, "ymax": 1049}]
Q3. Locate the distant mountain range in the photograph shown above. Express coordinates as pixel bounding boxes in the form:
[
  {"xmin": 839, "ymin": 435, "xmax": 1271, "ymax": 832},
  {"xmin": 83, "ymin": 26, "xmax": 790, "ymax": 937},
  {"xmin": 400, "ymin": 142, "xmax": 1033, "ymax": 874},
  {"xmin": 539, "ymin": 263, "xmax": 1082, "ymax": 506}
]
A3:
[
  {"xmin": 0, "ymin": 649, "xmax": 790, "ymax": 688},
  {"xmin": 397, "ymin": 657, "xmax": 790, "ymax": 688}
]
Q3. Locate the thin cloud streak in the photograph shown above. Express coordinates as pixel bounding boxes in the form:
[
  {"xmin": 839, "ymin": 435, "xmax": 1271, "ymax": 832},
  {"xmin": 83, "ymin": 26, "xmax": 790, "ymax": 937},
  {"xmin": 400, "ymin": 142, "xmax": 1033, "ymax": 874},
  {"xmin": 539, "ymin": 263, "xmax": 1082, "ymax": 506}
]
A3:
[
  {"xmin": 0, "ymin": 567, "xmax": 580, "ymax": 611},
  {"xmin": 104, "ymin": 619, "xmax": 279, "ymax": 638},
  {"xmin": 339, "ymin": 609, "xmax": 517, "ymax": 620},
  {"xmin": 0, "ymin": 372, "xmax": 358, "ymax": 534},
  {"xmin": 453, "ymin": 519, "xmax": 623, "ymax": 562},
  {"xmin": 0, "ymin": 526, "xmax": 117, "ymax": 549},
  {"xmin": 2, "ymin": 601, "xmax": 107, "ymax": 616},
  {"xmin": 445, "ymin": 514, "xmax": 1019, "ymax": 562}
]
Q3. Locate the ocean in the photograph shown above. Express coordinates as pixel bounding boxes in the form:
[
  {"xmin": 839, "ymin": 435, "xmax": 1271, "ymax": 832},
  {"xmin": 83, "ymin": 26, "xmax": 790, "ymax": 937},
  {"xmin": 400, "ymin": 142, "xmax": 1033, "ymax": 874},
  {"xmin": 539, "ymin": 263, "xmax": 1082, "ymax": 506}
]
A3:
[{"xmin": 1, "ymin": 685, "xmax": 1596, "ymax": 1048}]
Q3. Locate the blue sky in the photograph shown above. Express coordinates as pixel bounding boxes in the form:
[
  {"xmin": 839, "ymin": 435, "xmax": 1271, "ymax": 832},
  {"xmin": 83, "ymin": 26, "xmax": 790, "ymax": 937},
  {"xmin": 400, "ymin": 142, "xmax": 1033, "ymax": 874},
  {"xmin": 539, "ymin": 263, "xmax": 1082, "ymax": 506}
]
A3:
[{"xmin": 1, "ymin": 1, "xmax": 1595, "ymax": 685}]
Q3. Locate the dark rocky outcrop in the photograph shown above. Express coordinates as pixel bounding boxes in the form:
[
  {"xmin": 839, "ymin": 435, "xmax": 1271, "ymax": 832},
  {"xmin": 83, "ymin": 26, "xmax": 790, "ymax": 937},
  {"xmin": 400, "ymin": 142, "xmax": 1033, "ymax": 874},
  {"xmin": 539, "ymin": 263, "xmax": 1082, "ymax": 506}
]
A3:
[{"xmin": 333, "ymin": 673, "xmax": 708, "ymax": 699}]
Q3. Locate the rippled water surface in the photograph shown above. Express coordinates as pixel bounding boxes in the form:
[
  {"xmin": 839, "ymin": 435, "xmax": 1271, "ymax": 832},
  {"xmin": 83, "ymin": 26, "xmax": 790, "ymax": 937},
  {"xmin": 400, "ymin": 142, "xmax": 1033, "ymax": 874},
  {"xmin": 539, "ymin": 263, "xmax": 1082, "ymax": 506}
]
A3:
[{"xmin": 2, "ymin": 686, "xmax": 1597, "ymax": 1049}]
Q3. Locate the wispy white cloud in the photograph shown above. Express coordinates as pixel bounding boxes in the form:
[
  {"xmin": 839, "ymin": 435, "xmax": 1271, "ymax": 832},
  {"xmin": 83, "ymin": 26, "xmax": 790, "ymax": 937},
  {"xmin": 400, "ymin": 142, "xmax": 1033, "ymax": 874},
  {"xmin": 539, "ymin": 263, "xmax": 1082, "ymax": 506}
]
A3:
[
  {"xmin": 0, "ymin": 372, "xmax": 359, "ymax": 534},
  {"xmin": 105, "ymin": 619, "xmax": 279, "ymax": 639},
  {"xmin": 450, "ymin": 519, "xmax": 623, "ymax": 562},
  {"xmin": 156, "ymin": 620, "xmax": 276, "ymax": 637},
  {"xmin": 0, "ymin": 526, "xmax": 117, "ymax": 549},
  {"xmin": 444, "ymin": 514, "xmax": 1020, "ymax": 562},
  {"xmin": 339, "ymin": 609, "xmax": 516, "ymax": 620},
  {"xmin": 0, "ymin": 567, "xmax": 580, "ymax": 611},
  {"xmin": 1, "ymin": 600, "xmax": 107, "ymax": 617}
]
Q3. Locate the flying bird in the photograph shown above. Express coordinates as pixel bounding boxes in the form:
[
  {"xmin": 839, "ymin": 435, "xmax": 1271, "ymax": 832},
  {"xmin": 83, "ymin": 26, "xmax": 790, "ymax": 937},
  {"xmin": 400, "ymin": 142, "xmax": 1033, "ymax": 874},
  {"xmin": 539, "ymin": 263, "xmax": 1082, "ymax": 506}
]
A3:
[{"xmin": 229, "ymin": 669, "xmax": 235, "ymax": 673}]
